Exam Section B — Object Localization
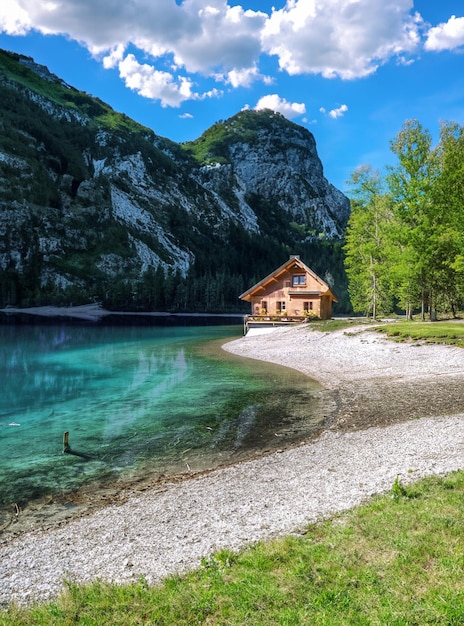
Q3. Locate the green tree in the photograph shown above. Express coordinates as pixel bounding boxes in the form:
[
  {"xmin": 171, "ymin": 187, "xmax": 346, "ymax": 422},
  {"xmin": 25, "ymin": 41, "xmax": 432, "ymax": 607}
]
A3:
[
  {"xmin": 387, "ymin": 119, "xmax": 437, "ymax": 318},
  {"xmin": 344, "ymin": 166, "xmax": 394, "ymax": 317},
  {"xmin": 430, "ymin": 121, "xmax": 464, "ymax": 314},
  {"xmin": 345, "ymin": 119, "xmax": 464, "ymax": 319}
]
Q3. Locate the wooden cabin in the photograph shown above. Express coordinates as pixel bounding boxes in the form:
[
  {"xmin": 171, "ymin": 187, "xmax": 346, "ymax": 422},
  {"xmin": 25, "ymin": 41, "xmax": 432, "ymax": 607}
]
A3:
[{"xmin": 240, "ymin": 255, "xmax": 337, "ymax": 321}]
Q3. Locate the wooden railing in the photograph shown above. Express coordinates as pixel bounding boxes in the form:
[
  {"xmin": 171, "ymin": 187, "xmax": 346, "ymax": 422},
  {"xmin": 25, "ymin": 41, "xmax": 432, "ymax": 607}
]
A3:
[{"xmin": 243, "ymin": 314, "xmax": 308, "ymax": 334}]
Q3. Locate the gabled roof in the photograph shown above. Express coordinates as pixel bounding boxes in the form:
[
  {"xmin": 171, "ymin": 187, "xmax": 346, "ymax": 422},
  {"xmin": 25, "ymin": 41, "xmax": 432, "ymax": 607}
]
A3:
[{"xmin": 239, "ymin": 255, "xmax": 338, "ymax": 302}]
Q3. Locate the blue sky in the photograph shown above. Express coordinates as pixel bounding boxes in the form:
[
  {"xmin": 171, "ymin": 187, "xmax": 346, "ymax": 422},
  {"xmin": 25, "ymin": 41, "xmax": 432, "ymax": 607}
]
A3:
[{"xmin": 1, "ymin": 0, "xmax": 463, "ymax": 192}]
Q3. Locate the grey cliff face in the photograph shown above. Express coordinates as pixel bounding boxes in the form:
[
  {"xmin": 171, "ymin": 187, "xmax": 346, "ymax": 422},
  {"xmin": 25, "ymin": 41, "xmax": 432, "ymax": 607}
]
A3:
[
  {"xmin": 194, "ymin": 115, "xmax": 350, "ymax": 239},
  {"xmin": 0, "ymin": 51, "xmax": 350, "ymax": 300}
]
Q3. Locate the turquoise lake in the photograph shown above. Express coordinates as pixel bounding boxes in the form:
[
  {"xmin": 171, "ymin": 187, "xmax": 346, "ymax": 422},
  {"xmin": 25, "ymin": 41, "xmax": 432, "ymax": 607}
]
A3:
[{"xmin": 0, "ymin": 317, "xmax": 326, "ymax": 525}]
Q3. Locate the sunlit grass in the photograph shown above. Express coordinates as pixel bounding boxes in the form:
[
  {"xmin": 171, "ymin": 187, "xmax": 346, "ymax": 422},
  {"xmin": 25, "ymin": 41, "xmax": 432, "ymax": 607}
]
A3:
[
  {"xmin": 309, "ymin": 317, "xmax": 464, "ymax": 348},
  {"xmin": 3, "ymin": 471, "xmax": 464, "ymax": 625},
  {"xmin": 376, "ymin": 320, "xmax": 464, "ymax": 348}
]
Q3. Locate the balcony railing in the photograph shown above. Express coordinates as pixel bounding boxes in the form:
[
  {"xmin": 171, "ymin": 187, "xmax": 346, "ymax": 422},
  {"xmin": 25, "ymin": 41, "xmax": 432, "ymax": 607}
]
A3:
[{"xmin": 243, "ymin": 314, "xmax": 309, "ymax": 334}]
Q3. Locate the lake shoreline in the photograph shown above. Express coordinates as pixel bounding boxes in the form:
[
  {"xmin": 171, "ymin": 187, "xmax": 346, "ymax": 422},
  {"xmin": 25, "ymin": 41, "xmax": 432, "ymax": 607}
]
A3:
[
  {"xmin": 0, "ymin": 324, "xmax": 326, "ymax": 538},
  {"xmin": 224, "ymin": 323, "xmax": 464, "ymax": 432},
  {"xmin": 0, "ymin": 304, "xmax": 245, "ymax": 322},
  {"xmin": 0, "ymin": 324, "xmax": 463, "ymax": 607}
]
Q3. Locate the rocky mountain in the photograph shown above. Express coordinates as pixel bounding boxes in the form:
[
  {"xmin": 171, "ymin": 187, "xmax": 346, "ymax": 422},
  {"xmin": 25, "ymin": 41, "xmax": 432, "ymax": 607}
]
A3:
[
  {"xmin": 186, "ymin": 113, "xmax": 349, "ymax": 238},
  {"xmin": 0, "ymin": 49, "xmax": 350, "ymax": 311}
]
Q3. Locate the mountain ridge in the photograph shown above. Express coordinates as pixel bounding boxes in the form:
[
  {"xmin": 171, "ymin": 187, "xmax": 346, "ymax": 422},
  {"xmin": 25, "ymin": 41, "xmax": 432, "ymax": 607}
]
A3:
[{"xmin": 0, "ymin": 48, "xmax": 351, "ymax": 312}]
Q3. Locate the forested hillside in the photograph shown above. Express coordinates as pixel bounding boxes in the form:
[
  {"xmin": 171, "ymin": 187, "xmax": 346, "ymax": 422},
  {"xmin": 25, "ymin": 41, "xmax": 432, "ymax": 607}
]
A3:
[{"xmin": 0, "ymin": 49, "xmax": 351, "ymax": 313}]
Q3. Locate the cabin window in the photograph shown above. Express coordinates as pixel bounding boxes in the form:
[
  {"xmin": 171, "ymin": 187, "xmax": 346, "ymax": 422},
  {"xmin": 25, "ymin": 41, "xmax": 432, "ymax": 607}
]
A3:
[
  {"xmin": 292, "ymin": 275, "xmax": 306, "ymax": 286},
  {"xmin": 276, "ymin": 301, "xmax": 286, "ymax": 313},
  {"xmin": 304, "ymin": 301, "xmax": 313, "ymax": 311},
  {"xmin": 261, "ymin": 301, "xmax": 268, "ymax": 314}
]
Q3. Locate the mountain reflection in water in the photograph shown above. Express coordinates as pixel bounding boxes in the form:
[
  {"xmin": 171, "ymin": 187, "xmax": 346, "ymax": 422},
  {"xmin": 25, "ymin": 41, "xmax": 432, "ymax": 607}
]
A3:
[{"xmin": 0, "ymin": 318, "xmax": 326, "ymax": 520}]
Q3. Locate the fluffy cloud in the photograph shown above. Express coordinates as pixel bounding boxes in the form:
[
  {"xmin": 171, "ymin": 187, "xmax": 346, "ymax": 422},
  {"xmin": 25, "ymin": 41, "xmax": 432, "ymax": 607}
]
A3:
[
  {"xmin": 1, "ymin": 0, "xmax": 265, "ymax": 104},
  {"xmin": 0, "ymin": 0, "xmax": 30, "ymax": 34},
  {"xmin": 254, "ymin": 94, "xmax": 306, "ymax": 118},
  {"xmin": 118, "ymin": 55, "xmax": 195, "ymax": 108},
  {"xmin": 118, "ymin": 54, "xmax": 221, "ymax": 108},
  {"xmin": 0, "ymin": 0, "xmax": 461, "ymax": 107},
  {"xmin": 262, "ymin": 0, "xmax": 423, "ymax": 79},
  {"xmin": 170, "ymin": 0, "xmax": 266, "ymax": 75},
  {"xmin": 226, "ymin": 66, "xmax": 261, "ymax": 88},
  {"xmin": 320, "ymin": 104, "xmax": 348, "ymax": 119},
  {"xmin": 6, "ymin": 0, "xmax": 185, "ymax": 52},
  {"xmin": 425, "ymin": 15, "xmax": 464, "ymax": 52}
]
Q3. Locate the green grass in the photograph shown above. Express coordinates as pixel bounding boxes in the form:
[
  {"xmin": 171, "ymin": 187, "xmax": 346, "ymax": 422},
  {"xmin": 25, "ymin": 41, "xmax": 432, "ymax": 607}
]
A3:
[
  {"xmin": 182, "ymin": 109, "xmax": 297, "ymax": 166},
  {"xmin": 2, "ymin": 471, "xmax": 464, "ymax": 625},
  {"xmin": 375, "ymin": 320, "xmax": 464, "ymax": 348},
  {"xmin": 308, "ymin": 318, "xmax": 464, "ymax": 347},
  {"xmin": 309, "ymin": 318, "xmax": 380, "ymax": 333},
  {"xmin": 0, "ymin": 49, "xmax": 151, "ymax": 136}
]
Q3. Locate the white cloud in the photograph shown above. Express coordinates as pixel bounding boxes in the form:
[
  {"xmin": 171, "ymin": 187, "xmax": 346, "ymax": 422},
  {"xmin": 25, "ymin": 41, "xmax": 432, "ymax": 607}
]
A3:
[
  {"xmin": 170, "ymin": 0, "xmax": 266, "ymax": 76},
  {"xmin": 179, "ymin": 112, "xmax": 193, "ymax": 119},
  {"xmin": 425, "ymin": 15, "xmax": 464, "ymax": 52},
  {"xmin": 255, "ymin": 94, "xmax": 306, "ymax": 118},
  {"xmin": 118, "ymin": 54, "xmax": 195, "ymax": 108},
  {"xmin": 320, "ymin": 104, "xmax": 348, "ymax": 119},
  {"xmin": 0, "ymin": 0, "xmax": 460, "ymax": 109},
  {"xmin": 226, "ymin": 66, "xmax": 259, "ymax": 88},
  {"xmin": 0, "ymin": 0, "xmax": 30, "ymax": 34},
  {"xmin": 261, "ymin": 0, "xmax": 423, "ymax": 79},
  {"xmin": 117, "ymin": 54, "xmax": 222, "ymax": 107},
  {"xmin": 1, "ymin": 0, "xmax": 266, "ymax": 105},
  {"xmin": 102, "ymin": 45, "xmax": 125, "ymax": 70}
]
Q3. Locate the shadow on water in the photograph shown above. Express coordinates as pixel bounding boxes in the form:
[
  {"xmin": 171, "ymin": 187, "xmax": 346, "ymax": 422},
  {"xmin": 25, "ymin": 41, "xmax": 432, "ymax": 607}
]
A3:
[{"xmin": 0, "ymin": 314, "xmax": 333, "ymax": 533}]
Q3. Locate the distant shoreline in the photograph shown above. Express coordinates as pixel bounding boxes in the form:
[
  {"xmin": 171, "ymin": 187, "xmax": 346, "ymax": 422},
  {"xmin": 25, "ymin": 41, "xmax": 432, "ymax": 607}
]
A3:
[{"xmin": 0, "ymin": 304, "xmax": 245, "ymax": 322}]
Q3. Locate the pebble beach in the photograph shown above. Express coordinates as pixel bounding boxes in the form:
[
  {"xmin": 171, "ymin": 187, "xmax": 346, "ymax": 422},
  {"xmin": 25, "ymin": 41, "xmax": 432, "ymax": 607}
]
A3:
[{"xmin": 1, "ymin": 323, "xmax": 463, "ymax": 607}]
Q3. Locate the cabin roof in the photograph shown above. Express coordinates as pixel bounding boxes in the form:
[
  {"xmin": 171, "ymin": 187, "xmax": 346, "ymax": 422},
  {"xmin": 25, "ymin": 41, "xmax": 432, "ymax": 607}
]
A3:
[{"xmin": 239, "ymin": 255, "xmax": 338, "ymax": 302}]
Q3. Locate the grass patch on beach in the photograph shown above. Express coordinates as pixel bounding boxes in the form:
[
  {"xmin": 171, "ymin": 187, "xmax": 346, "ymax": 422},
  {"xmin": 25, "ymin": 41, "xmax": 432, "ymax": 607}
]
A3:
[
  {"xmin": 3, "ymin": 471, "xmax": 464, "ymax": 625},
  {"xmin": 311, "ymin": 317, "xmax": 464, "ymax": 347},
  {"xmin": 309, "ymin": 318, "xmax": 379, "ymax": 332},
  {"xmin": 376, "ymin": 320, "xmax": 464, "ymax": 347}
]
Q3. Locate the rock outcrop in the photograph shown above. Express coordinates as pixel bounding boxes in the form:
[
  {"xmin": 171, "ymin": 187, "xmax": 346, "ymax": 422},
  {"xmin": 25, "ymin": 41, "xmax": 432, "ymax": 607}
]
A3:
[{"xmin": 0, "ymin": 49, "xmax": 350, "ymax": 307}]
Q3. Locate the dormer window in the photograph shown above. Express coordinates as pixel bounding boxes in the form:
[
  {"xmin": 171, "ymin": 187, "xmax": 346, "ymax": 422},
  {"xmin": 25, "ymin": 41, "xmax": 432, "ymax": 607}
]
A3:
[{"xmin": 292, "ymin": 275, "xmax": 306, "ymax": 286}]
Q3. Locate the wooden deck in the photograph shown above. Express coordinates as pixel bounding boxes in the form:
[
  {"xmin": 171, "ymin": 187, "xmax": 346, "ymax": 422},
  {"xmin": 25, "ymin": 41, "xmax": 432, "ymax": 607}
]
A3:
[{"xmin": 243, "ymin": 314, "xmax": 307, "ymax": 334}]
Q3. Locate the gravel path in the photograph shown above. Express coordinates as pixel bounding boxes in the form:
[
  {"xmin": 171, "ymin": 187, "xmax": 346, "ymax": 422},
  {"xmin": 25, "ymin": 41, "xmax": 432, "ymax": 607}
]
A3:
[{"xmin": 1, "ymin": 325, "xmax": 463, "ymax": 607}]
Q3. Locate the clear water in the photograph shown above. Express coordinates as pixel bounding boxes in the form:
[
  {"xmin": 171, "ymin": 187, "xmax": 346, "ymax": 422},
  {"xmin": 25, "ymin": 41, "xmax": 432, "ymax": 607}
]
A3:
[{"xmin": 0, "ymin": 318, "xmax": 325, "ymax": 522}]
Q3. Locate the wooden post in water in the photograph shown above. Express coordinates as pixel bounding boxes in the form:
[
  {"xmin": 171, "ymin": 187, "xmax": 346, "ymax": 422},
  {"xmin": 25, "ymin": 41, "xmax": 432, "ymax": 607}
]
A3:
[{"xmin": 62, "ymin": 431, "xmax": 92, "ymax": 460}]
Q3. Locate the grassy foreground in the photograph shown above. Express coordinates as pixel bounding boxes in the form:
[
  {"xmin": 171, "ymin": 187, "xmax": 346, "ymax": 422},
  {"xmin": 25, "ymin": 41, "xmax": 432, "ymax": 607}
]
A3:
[
  {"xmin": 376, "ymin": 320, "xmax": 464, "ymax": 348},
  {"xmin": 313, "ymin": 318, "xmax": 464, "ymax": 348},
  {"xmin": 2, "ymin": 471, "xmax": 464, "ymax": 625}
]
